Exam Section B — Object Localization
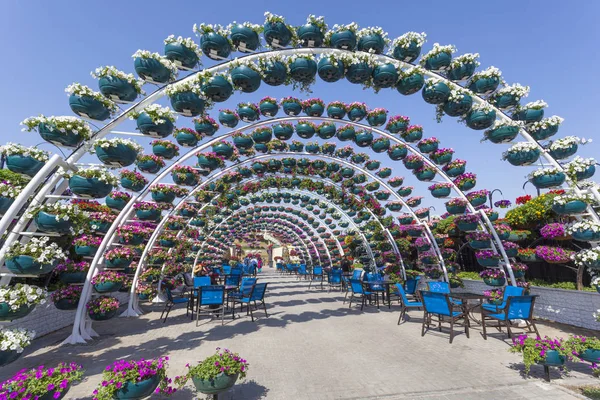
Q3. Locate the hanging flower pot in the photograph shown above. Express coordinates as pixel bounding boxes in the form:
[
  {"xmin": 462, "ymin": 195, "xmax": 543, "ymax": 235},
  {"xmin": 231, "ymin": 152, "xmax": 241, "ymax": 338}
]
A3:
[
  {"xmin": 445, "ymin": 199, "xmax": 467, "ymax": 215},
  {"xmin": 22, "ymin": 115, "xmax": 92, "ymax": 148},
  {"xmin": 397, "ymin": 187, "xmax": 413, "ymax": 197},
  {"xmin": 403, "ymin": 155, "xmax": 424, "ymax": 170},
  {"xmin": 318, "ymin": 57, "xmax": 345, "ymax": 82},
  {"xmin": 484, "ymin": 123, "xmax": 520, "ymax": 144},
  {"xmin": 119, "ymin": 170, "xmax": 147, "ymax": 192},
  {"xmin": 513, "ymin": 102, "xmax": 546, "ymax": 123},
  {"xmin": 232, "ymin": 134, "xmax": 253, "ymax": 150},
  {"xmin": 391, "ymin": 33, "xmax": 425, "ymax": 62},
  {"xmin": 87, "ymin": 296, "xmax": 119, "ymax": 321},
  {"xmin": 263, "ymin": 14, "xmax": 293, "ymax": 47},
  {"xmin": 288, "ymin": 55, "xmax": 318, "ymax": 84},
  {"xmin": 259, "ymin": 97, "xmax": 279, "ymax": 117},
  {"xmin": 297, "ymin": 17, "xmax": 325, "ymax": 47},
  {"xmin": 133, "ymin": 50, "xmax": 177, "ymax": 83},
  {"xmin": 422, "ymin": 80, "xmax": 450, "ymax": 104},
  {"xmin": 34, "ymin": 207, "xmax": 76, "ymax": 234},
  {"xmin": 396, "ymin": 69, "xmax": 425, "ymax": 95},
  {"xmin": 2, "ymin": 145, "xmax": 48, "ymax": 177},
  {"xmin": 92, "ymin": 271, "xmax": 126, "ymax": 293},
  {"xmin": 260, "ymin": 58, "xmax": 288, "ymax": 86},
  {"xmin": 354, "ymin": 130, "xmax": 373, "ymax": 147},
  {"xmin": 212, "ymin": 141, "xmax": 234, "ymax": 159},
  {"xmin": 328, "ymin": 26, "xmax": 357, "ymax": 50},
  {"xmin": 218, "ymin": 109, "xmax": 239, "ymax": 128},
  {"xmin": 251, "ymin": 127, "xmax": 273, "ymax": 144},
  {"xmin": 230, "ymin": 23, "xmax": 260, "ymax": 52},
  {"xmin": 387, "ymin": 144, "xmax": 407, "ymax": 161},
  {"xmin": 454, "ymin": 173, "xmax": 476, "ymax": 191},
  {"xmin": 132, "ymin": 107, "xmax": 176, "ymax": 138},
  {"xmin": 477, "ymin": 252, "xmax": 502, "ymax": 268},
  {"xmin": 93, "ymin": 66, "xmax": 143, "ymax": 103},
  {"xmin": 503, "ymin": 144, "xmax": 541, "ymax": 166},
  {"xmin": 366, "ymin": 109, "xmax": 388, "ymax": 127},
  {"xmin": 488, "ymin": 84, "xmax": 529, "ymax": 109},
  {"xmin": 164, "ymin": 37, "xmax": 200, "ymax": 69},
  {"xmin": 6, "ymin": 254, "xmax": 58, "ymax": 276},
  {"xmin": 443, "ymin": 93, "xmax": 473, "ymax": 117},
  {"xmin": 195, "ymin": 24, "xmax": 232, "ymax": 60},
  {"xmin": 370, "ymin": 137, "xmax": 390, "ymax": 153},
  {"xmin": 136, "ymin": 154, "xmax": 165, "ymax": 174},
  {"xmin": 527, "ymin": 116, "xmax": 562, "ymax": 140},
  {"xmin": 455, "ymin": 214, "xmax": 479, "ymax": 232},
  {"xmin": 151, "ymin": 140, "xmax": 179, "ymax": 160},
  {"xmin": 237, "ymin": 102, "xmax": 260, "ymax": 122},
  {"xmin": 199, "ymin": 73, "xmax": 233, "ymax": 102},
  {"xmin": 420, "ymin": 44, "xmax": 456, "ymax": 71},
  {"xmin": 193, "ymin": 115, "xmax": 218, "ymax": 137},
  {"xmin": 278, "ymin": 98, "xmax": 302, "ymax": 117},
  {"xmin": 413, "ymin": 166, "xmax": 436, "ymax": 182},
  {"xmin": 417, "ymin": 137, "xmax": 439, "ymax": 154},
  {"xmin": 357, "ymin": 28, "xmax": 387, "ymax": 54},
  {"xmin": 68, "ymin": 168, "xmax": 116, "ymax": 199},
  {"xmin": 370, "ymin": 63, "xmax": 399, "ymax": 90},
  {"xmin": 347, "ymin": 103, "xmax": 367, "ymax": 121},
  {"xmin": 468, "ymin": 67, "xmax": 502, "ymax": 94},
  {"xmin": 567, "ymin": 222, "xmax": 600, "ymax": 242},
  {"xmin": 172, "ymin": 128, "xmax": 200, "ymax": 147},
  {"xmin": 66, "ymin": 83, "xmax": 118, "ymax": 121},
  {"xmin": 295, "ymin": 121, "xmax": 317, "ymax": 139},
  {"xmin": 385, "ymin": 116, "xmax": 410, "ymax": 135},
  {"xmin": 551, "ymin": 196, "xmax": 589, "ymax": 215},
  {"xmin": 336, "ymin": 125, "xmax": 356, "ymax": 142},
  {"xmin": 172, "ymin": 166, "xmax": 200, "ymax": 186},
  {"xmin": 529, "ymin": 168, "xmax": 566, "ymax": 189},
  {"xmin": 446, "ymin": 55, "xmax": 478, "ymax": 81},
  {"xmin": 401, "ymin": 125, "xmax": 423, "ymax": 143},
  {"xmin": 345, "ymin": 59, "xmax": 373, "ymax": 84},
  {"xmin": 466, "ymin": 105, "xmax": 497, "ymax": 130},
  {"xmin": 230, "ymin": 63, "xmax": 262, "ymax": 93}
]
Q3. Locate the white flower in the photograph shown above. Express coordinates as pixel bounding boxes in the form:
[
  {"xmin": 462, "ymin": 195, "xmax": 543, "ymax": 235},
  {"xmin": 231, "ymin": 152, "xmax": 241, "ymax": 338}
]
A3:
[
  {"xmin": 163, "ymin": 35, "xmax": 202, "ymax": 60},
  {"xmin": 419, "ymin": 43, "xmax": 457, "ymax": 66},
  {"xmin": 90, "ymin": 138, "xmax": 144, "ymax": 154},
  {"xmin": 64, "ymin": 83, "xmax": 119, "ymax": 114},
  {"xmin": 0, "ymin": 143, "xmax": 49, "ymax": 162},
  {"xmin": 528, "ymin": 166, "xmax": 563, "ymax": 179},
  {"xmin": 131, "ymin": 50, "xmax": 178, "ymax": 80},
  {"xmin": 90, "ymin": 66, "xmax": 145, "ymax": 95},
  {"xmin": 388, "ymin": 32, "xmax": 427, "ymax": 51}
]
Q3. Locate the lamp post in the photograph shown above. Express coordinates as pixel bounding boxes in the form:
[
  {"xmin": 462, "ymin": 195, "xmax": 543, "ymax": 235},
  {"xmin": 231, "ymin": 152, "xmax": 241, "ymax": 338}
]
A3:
[
  {"xmin": 522, "ymin": 181, "xmax": 541, "ymax": 197},
  {"xmin": 427, "ymin": 206, "xmax": 436, "ymax": 222},
  {"xmin": 488, "ymin": 189, "xmax": 503, "ymax": 209}
]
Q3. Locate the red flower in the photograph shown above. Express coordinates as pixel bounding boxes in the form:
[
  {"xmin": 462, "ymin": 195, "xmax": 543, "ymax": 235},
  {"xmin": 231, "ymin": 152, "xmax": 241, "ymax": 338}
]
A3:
[{"xmin": 516, "ymin": 195, "xmax": 532, "ymax": 205}]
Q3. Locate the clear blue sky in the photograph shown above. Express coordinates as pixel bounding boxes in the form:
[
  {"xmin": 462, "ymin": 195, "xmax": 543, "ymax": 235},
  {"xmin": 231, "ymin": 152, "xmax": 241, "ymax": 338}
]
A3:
[{"xmin": 1, "ymin": 0, "xmax": 598, "ymax": 214}]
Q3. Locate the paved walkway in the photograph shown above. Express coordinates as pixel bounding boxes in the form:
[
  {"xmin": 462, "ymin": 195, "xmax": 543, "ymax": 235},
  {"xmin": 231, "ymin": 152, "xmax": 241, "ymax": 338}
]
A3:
[{"xmin": 3, "ymin": 271, "xmax": 598, "ymax": 399}]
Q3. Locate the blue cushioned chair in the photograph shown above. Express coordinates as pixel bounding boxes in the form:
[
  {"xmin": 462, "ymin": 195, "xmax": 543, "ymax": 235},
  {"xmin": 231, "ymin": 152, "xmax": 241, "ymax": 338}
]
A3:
[
  {"xmin": 161, "ymin": 287, "xmax": 189, "ymax": 323},
  {"xmin": 212, "ymin": 267, "xmax": 222, "ymax": 276},
  {"xmin": 481, "ymin": 285, "xmax": 524, "ymax": 313},
  {"xmin": 328, "ymin": 269, "xmax": 343, "ymax": 292},
  {"xmin": 297, "ymin": 264, "xmax": 310, "ymax": 280},
  {"xmin": 348, "ymin": 279, "xmax": 372, "ymax": 310},
  {"xmin": 190, "ymin": 276, "xmax": 212, "ymax": 315},
  {"xmin": 229, "ymin": 277, "xmax": 257, "ymax": 304},
  {"xmin": 232, "ymin": 283, "xmax": 269, "ymax": 321},
  {"xmin": 427, "ymin": 281, "xmax": 462, "ymax": 306},
  {"xmin": 404, "ymin": 276, "xmax": 421, "ymax": 297},
  {"xmin": 482, "ymin": 295, "xmax": 540, "ymax": 340},
  {"xmin": 395, "ymin": 283, "xmax": 423, "ymax": 324},
  {"xmin": 222, "ymin": 265, "xmax": 232, "ymax": 275},
  {"xmin": 308, "ymin": 266, "xmax": 324, "ymax": 289},
  {"xmin": 224, "ymin": 274, "xmax": 241, "ymax": 288},
  {"xmin": 351, "ymin": 269, "xmax": 363, "ymax": 280},
  {"xmin": 196, "ymin": 285, "xmax": 225, "ymax": 326},
  {"xmin": 420, "ymin": 290, "xmax": 469, "ymax": 343}
]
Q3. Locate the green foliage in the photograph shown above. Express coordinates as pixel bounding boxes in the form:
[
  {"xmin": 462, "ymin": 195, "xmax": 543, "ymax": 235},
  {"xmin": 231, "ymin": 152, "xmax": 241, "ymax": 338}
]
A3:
[
  {"xmin": 504, "ymin": 193, "xmax": 558, "ymax": 229},
  {"xmin": 433, "ymin": 216, "xmax": 456, "ymax": 235},
  {"xmin": 580, "ymin": 386, "xmax": 600, "ymax": 399},
  {"xmin": 395, "ymin": 238, "xmax": 411, "ymax": 255},
  {"xmin": 528, "ymin": 279, "xmax": 595, "ymax": 292},
  {"xmin": 0, "ymin": 169, "xmax": 30, "ymax": 186},
  {"xmin": 457, "ymin": 271, "xmax": 482, "ymax": 280}
]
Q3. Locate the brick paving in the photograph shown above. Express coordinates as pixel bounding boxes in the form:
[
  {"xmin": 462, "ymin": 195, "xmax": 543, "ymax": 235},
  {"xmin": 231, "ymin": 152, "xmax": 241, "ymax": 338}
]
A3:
[{"xmin": 3, "ymin": 271, "xmax": 597, "ymax": 399}]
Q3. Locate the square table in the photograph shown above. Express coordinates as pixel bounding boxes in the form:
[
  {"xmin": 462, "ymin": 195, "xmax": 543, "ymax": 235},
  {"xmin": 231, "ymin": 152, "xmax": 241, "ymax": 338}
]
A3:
[{"xmin": 449, "ymin": 292, "xmax": 487, "ymax": 325}]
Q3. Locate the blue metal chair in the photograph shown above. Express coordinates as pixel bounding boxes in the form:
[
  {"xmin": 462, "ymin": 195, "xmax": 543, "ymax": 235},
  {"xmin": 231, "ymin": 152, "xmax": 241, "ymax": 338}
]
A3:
[
  {"xmin": 212, "ymin": 267, "xmax": 222, "ymax": 276},
  {"xmin": 427, "ymin": 281, "xmax": 462, "ymax": 306},
  {"xmin": 404, "ymin": 276, "xmax": 421, "ymax": 297},
  {"xmin": 328, "ymin": 269, "xmax": 343, "ymax": 292},
  {"xmin": 285, "ymin": 264, "xmax": 294, "ymax": 274},
  {"xmin": 231, "ymin": 283, "xmax": 255, "ymax": 319},
  {"xmin": 481, "ymin": 285, "xmax": 524, "ymax": 313},
  {"xmin": 194, "ymin": 276, "xmax": 211, "ymax": 288},
  {"xmin": 229, "ymin": 277, "xmax": 257, "ymax": 303},
  {"xmin": 348, "ymin": 279, "xmax": 372, "ymax": 310},
  {"xmin": 420, "ymin": 290, "xmax": 469, "ymax": 343},
  {"xmin": 297, "ymin": 264, "xmax": 310, "ymax": 280},
  {"xmin": 222, "ymin": 265, "xmax": 232, "ymax": 275},
  {"xmin": 161, "ymin": 287, "xmax": 189, "ymax": 323},
  {"xmin": 308, "ymin": 266, "xmax": 324, "ymax": 289},
  {"xmin": 351, "ymin": 269, "xmax": 363, "ymax": 280},
  {"xmin": 237, "ymin": 282, "xmax": 269, "ymax": 322},
  {"xmin": 395, "ymin": 283, "xmax": 423, "ymax": 324},
  {"xmin": 230, "ymin": 267, "xmax": 242, "ymax": 276},
  {"xmin": 482, "ymin": 295, "xmax": 540, "ymax": 340},
  {"xmin": 196, "ymin": 285, "xmax": 225, "ymax": 326},
  {"xmin": 224, "ymin": 274, "xmax": 241, "ymax": 288}
]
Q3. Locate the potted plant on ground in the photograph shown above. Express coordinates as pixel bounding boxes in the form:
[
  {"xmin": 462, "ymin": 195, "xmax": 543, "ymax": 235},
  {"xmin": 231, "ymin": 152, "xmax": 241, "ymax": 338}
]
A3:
[
  {"xmin": 479, "ymin": 267, "xmax": 505, "ymax": 285},
  {"xmin": 86, "ymin": 296, "xmax": 120, "ymax": 321},
  {"xmin": 0, "ymin": 328, "xmax": 35, "ymax": 367},
  {"xmin": 51, "ymin": 285, "xmax": 83, "ymax": 310},
  {"xmin": 510, "ymin": 335, "xmax": 571, "ymax": 375},
  {"xmin": 0, "ymin": 143, "xmax": 49, "ymax": 177},
  {"xmin": 132, "ymin": 49, "xmax": 178, "ymax": 84},
  {"xmin": 0, "ymin": 284, "xmax": 47, "ymax": 321},
  {"xmin": 175, "ymin": 348, "xmax": 249, "ymax": 395},
  {"xmin": 0, "ymin": 362, "xmax": 83, "ymax": 399},
  {"xmin": 21, "ymin": 115, "xmax": 93, "ymax": 147},
  {"xmin": 65, "ymin": 83, "xmax": 118, "ymax": 121},
  {"xmin": 5, "ymin": 236, "xmax": 67, "ymax": 275},
  {"xmin": 92, "ymin": 138, "xmax": 144, "ymax": 168}
]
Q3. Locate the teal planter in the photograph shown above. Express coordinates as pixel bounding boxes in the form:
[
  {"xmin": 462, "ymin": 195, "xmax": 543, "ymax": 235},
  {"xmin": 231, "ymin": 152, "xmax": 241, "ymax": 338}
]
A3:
[
  {"xmin": 152, "ymin": 191, "xmax": 176, "ymax": 203},
  {"xmin": 422, "ymin": 81, "xmax": 450, "ymax": 104},
  {"xmin": 469, "ymin": 77, "xmax": 500, "ymax": 95},
  {"xmin": 68, "ymin": 94, "xmax": 110, "ymax": 121},
  {"xmin": 469, "ymin": 196, "xmax": 487, "ymax": 207},
  {"xmin": 388, "ymin": 146, "xmax": 408, "ymax": 161},
  {"xmin": 336, "ymin": 128, "xmax": 356, "ymax": 142},
  {"xmin": 0, "ymin": 303, "xmax": 34, "ymax": 321},
  {"xmin": 137, "ymin": 159, "xmax": 161, "ymax": 174},
  {"xmin": 367, "ymin": 113, "xmax": 387, "ymax": 127},
  {"xmin": 551, "ymin": 200, "xmax": 587, "ymax": 215},
  {"xmin": 89, "ymin": 309, "xmax": 118, "ymax": 321},
  {"xmin": 432, "ymin": 153, "xmax": 452, "ymax": 165},
  {"xmin": 396, "ymin": 73, "xmax": 425, "ymax": 95},
  {"xmin": 259, "ymin": 102, "xmax": 279, "ymax": 117},
  {"xmin": 160, "ymin": 238, "xmax": 176, "ymax": 247},
  {"xmin": 106, "ymin": 257, "xmax": 133, "ymax": 269},
  {"xmin": 540, "ymin": 350, "xmax": 565, "ymax": 368},
  {"xmin": 317, "ymin": 124, "xmax": 336, "ymax": 140},
  {"xmin": 94, "ymin": 281, "xmax": 123, "ymax": 293},
  {"xmin": 513, "ymin": 270, "xmax": 525, "ymax": 279},
  {"xmin": 6, "ymin": 255, "xmax": 55, "ymax": 275},
  {"xmin": 530, "ymin": 173, "xmax": 566, "ymax": 189},
  {"xmin": 60, "ymin": 271, "xmax": 87, "ymax": 284},
  {"xmin": 304, "ymin": 103, "xmax": 324, "ymax": 117},
  {"xmin": 491, "ymin": 93, "xmax": 519, "ymax": 110},
  {"xmin": 197, "ymin": 154, "xmax": 220, "ymax": 170},
  {"xmin": 296, "ymin": 123, "xmax": 316, "ymax": 139},
  {"xmin": 576, "ymin": 165, "xmax": 596, "ymax": 181},
  {"xmin": 252, "ymin": 129, "xmax": 272, "ymax": 144},
  {"xmin": 483, "ymin": 276, "xmax": 505, "ymax": 286},
  {"xmin": 488, "ymin": 212, "xmax": 499, "ymax": 221},
  {"xmin": 318, "ymin": 58, "xmax": 345, "ymax": 83},
  {"xmin": 90, "ymin": 220, "xmax": 110, "ymax": 233},
  {"xmin": 136, "ymin": 208, "xmax": 161, "ymax": 221},
  {"xmin": 505, "ymin": 150, "xmax": 541, "ymax": 166},
  {"xmin": 404, "ymin": 159, "xmax": 424, "ymax": 170},
  {"xmin": 134, "ymin": 56, "xmax": 172, "ymax": 83},
  {"xmin": 470, "ymin": 240, "xmax": 491, "ymax": 249},
  {"xmin": 169, "ymin": 91, "xmax": 205, "ymax": 117},
  {"xmin": 446, "ymin": 204, "xmax": 466, "ymax": 215},
  {"xmin": 403, "ymin": 130, "xmax": 423, "ymax": 143},
  {"xmin": 218, "ymin": 111, "xmax": 239, "ymax": 128},
  {"xmin": 172, "ymin": 172, "xmax": 198, "ymax": 186},
  {"xmin": 212, "ymin": 143, "xmax": 234, "ymax": 158},
  {"xmin": 327, "ymin": 105, "xmax": 346, "ymax": 119},
  {"xmin": 175, "ymin": 131, "xmax": 200, "ymax": 147},
  {"xmin": 530, "ymin": 124, "xmax": 559, "ymax": 140},
  {"xmin": 354, "ymin": 131, "xmax": 373, "ymax": 147},
  {"xmin": 447, "ymin": 62, "xmax": 477, "ymax": 81},
  {"xmin": 397, "ymin": 187, "xmax": 413, "ymax": 197},
  {"xmin": 443, "ymin": 95, "xmax": 473, "ymax": 117},
  {"xmin": 348, "ymin": 107, "xmax": 367, "ymax": 122},
  {"xmin": 423, "ymin": 52, "xmax": 452, "ymax": 71},
  {"xmin": 138, "ymin": 293, "xmax": 149, "ymax": 301},
  {"xmin": 305, "ymin": 144, "xmax": 319, "ymax": 153},
  {"xmin": 372, "ymin": 139, "xmax": 390, "ymax": 153},
  {"xmin": 392, "ymin": 41, "xmax": 422, "ymax": 62},
  {"xmin": 431, "ymin": 187, "xmax": 451, "ymax": 198},
  {"xmin": 230, "ymin": 24, "xmax": 259, "ymax": 52},
  {"xmin": 6, "ymin": 154, "xmax": 44, "ymax": 176},
  {"xmin": 289, "ymin": 58, "xmax": 317, "ymax": 83},
  {"xmin": 254, "ymin": 143, "xmax": 268, "ymax": 153},
  {"xmin": 231, "ymin": 65, "xmax": 261, "ymax": 93},
  {"xmin": 513, "ymin": 108, "xmax": 544, "ymax": 123},
  {"xmin": 505, "ymin": 248, "xmax": 518, "ymax": 258},
  {"xmin": 297, "ymin": 23, "xmax": 324, "ymax": 47},
  {"xmin": 55, "ymin": 299, "xmax": 78, "ymax": 311},
  {"xmin": 386, "ymin": 120, "xmax": 409, "ymax": 134},
  {"xmin": 75, "ymin": 245, "xmax": 98, "ymax": 257},
  {"xmin": 69, "ymin": 175, "xmax": 113, "ymax": 198},
  {"xmin": 261, "ymin": 60, "xmax": 288, "ymax": 86},
  {"xmin": 372, "ymin": 63, "xmax": 399, "ymax": 88},
  {"xmin": 106, "ymin": 196, "xmax": 127, "ymax": 211},
  {"xmin": 152, "ymin": 144, "xmax": 177, "ymax": 160},
  {"xmin": 457, "ymin": 180, "xmax": 475, "ymax": 191},
  {"xmin": 485, "ymin": 125, "xmax": 519, "ymax": 144},
  {"xmin": 263, "ymin": 21, "xmax": 293, "ymax": 47},
  {"xmin": 164, "ymin": 42, "xmax": 199, "ymax": 69},
  {"xmin": 35, "ymin": 211, "xmax": 71, "ymax": 234},
  {"xmin": 329, "ymin": 29, "xmax": 356, "ymax": 50},
  {"xmin": 466, "ymin": 109, "xmax": 496, "ymax": 130},
  {"xmin": 192, "ymin": 373, "xmax": 239, "ymax": 395},
  {"xmin": 581, "ymin": 349, "xmax": 600, "ymax": 363},
  {"xmin": 457, "ymin": 222, "xmax": 478, "ymax": 232},
  {"xmin": 418, "ymin": 142, "xmax": 439, "ymax": 154},
  {"xmin": 38, "ymin": 122, "xmax": 84, "ymax": 147},
  {"xmin": 346, "ymin": 62, "xmax": 372, "ymax": 84},
  {"xmin": 283, "ymin": 101, "xmax": 302, "ymax": 116},
  {"xmin": 548, "ymin": 144, "xmax": 577, "ymax": 160},
  {"xmin": 237, "ymin": 104, "xmax": 260, "ymax": 122},
  {"xmin": 357, "ymin": 33, "xmax": 385, "ymax": 54},
  {"xmin": 120, "ymin": 177, "xmax": 145, "ymax": 192},
  {"xmin": 98, "ymin": 76, "xmax": 138, "ymax": 102},
  {"xmin": 479, "ymin": 257, "xmax": 501, "ymax": 268},
  {"xmin": 414, "ymin": 169, "xmax": 435, "ymax": 181},
  {"xmin": 571, "ymin": 229, "xmax": 600, "ymax": 242},
  {"xmin": 200, "ymin": 32, "xmax": 231, "ymax": 60},
  {"xmin": 0, "ymin": 350, "xmax": 21, "ymax": 367},
  {"xmin": 0, "ymin": 197, "xmax": 14, "ymax": 215},
  {"xmin": 194, "ymin": 121, "xmax": 217, "ymax": 136}
]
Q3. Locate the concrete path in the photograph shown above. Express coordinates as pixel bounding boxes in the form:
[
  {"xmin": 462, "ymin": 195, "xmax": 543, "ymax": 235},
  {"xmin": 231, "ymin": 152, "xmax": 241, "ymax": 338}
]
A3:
[{"xmin": 3, "ymin": 271, "xmax": 596, "ymax": 399}]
